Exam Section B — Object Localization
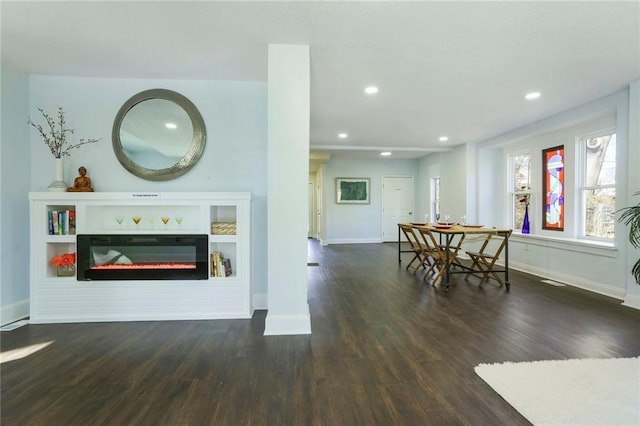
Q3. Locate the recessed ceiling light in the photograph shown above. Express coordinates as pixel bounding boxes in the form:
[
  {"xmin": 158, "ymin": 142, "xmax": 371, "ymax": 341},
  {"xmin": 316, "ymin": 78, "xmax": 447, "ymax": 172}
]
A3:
[
  {"xmin": 380, "ymin": 151, "xmax": 392, "ymax": 156},
  {"xmin": 338, "ymin": 133, "xmax": 348, "ymax": 139},
  {"xmin": 439, "ymin": 136, "xmax": 449, "ymax": 142},
  {"xmin": 165, "ymin": 122, "xmax": 177, "ymax": 129},
  {"xmin": 525, "ymin": 92, "xmax": 541, "ymax": 100},
  {"xmin": 364, "ymin": 86, "xmax": 379, "ymax": 95}
]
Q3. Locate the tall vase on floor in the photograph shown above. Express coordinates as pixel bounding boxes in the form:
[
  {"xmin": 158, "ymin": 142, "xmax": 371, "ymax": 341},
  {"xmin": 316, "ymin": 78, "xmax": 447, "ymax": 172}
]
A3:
[
  {"xmin": 48, "ymin": 157, "xmax": 67, "ymax": 192},
  {"xmin": 522, "ymin": 203, "xmax": 530, "ymax": 234}
]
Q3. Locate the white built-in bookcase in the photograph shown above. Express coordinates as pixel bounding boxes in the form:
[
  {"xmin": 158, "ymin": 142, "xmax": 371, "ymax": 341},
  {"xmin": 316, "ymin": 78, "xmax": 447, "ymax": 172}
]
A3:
[{"xmin": 29, "ymin": 192, "xmax": 251, "ymax": 323}]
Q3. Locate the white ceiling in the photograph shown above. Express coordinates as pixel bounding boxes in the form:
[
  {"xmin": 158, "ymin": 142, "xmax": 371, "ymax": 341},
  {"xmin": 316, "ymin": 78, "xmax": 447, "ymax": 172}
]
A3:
[{"xmin": 2, "ymin": 1, "xmax": 639, "ymax": 162}]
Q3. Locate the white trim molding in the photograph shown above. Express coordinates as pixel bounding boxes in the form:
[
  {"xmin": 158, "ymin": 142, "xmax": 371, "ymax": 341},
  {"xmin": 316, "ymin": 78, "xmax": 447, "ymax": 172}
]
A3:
[
  {"xmin": 509, "ymin": 261, "xmax": 627, "ymax": 301},
  {"xmin": 324, "ymin": 238, "xmax": 384, "ymax": 245},
  {"xmin": 1, "ymin": 299, "xmax": 29, "ymax": 326},
  {"xmin": 510, "ymin": 234, "xmax": 617, "ymax": 258},
  {"xmin": 622, "ymin": 293, "xmax": 640, "ymax": 310},
  {"xmin": 252, "ymin": 293, "xmax": 268, "ymax": 310},
  {"xmin": 264, "ymin": 311, "xmax": 311, "ymax": 336}
]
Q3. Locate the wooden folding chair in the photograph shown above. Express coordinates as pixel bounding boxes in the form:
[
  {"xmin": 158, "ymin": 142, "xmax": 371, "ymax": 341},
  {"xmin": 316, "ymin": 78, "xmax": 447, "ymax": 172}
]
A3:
[
  {"xmin": 415, "ymin": 226, "xmax": 456, "ymax": 286},
  {"xmin": 464, "ymin": 230, "xmax": 512, "ymax": 287},
  {"xmin": 400, "ymin": 224, "xmax": 431, "ymax": 273}
]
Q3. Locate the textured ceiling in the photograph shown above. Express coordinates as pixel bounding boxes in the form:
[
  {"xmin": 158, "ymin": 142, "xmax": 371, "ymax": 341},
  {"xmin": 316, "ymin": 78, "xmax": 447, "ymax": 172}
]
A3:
[{"xmin": 2, "ymin": 1, "xmax": 639, "ymax": 161}]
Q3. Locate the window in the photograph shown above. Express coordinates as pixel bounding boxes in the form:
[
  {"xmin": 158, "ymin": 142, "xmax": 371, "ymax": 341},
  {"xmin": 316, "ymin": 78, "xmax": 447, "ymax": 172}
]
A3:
[
  {"xmin": 431, "ymin": 177, "xmax": 440, "ymax": 221},
  {"xmin": 510, "ymin": 153, "xmax": 531, "ymax": 231},
  {"xmin": 542, "ymin": 146, "xmax": 565, "ymax": 230},
  {"xmin": 578, "ymin": 131, "xmax": 616, "ymax": 240}
]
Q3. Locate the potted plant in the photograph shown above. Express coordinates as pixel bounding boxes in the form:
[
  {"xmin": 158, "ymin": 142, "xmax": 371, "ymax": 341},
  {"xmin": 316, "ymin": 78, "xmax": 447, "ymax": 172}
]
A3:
[
  {"xmin": 618, "ymin": 191, "xmax": 640, "ymax": 284},
  {"xmin": 51, "ymin": 252, "xmax": 76, "ymax": 277}
]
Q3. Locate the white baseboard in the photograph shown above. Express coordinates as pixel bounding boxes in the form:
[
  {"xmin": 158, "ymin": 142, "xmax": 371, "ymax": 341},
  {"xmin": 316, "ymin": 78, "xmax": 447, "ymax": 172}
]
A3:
[
  {"xmin": 264, "ymin": 310, "xmax": 311, "ymax": 335},
  {"xmin": 508, "ymin": 261, "xmax": 627, "ymax": 301},
  {"xmin": 622, "ymin": 293, "xmax": 640, "ymax": 310},
  {"xmin": 29, "ymin": 312, "xmax": 252, "ymax": 324},
  {"xmin": 252, "ymin": 292, "xmax": 268, "ymax": 310},
  {"xmin": 323, "ymin": 238, "xmax": 384, "ymax": 245},
  {"xmin": 1, "ymin": 299, "xmax": 29, "ymax": 326}
]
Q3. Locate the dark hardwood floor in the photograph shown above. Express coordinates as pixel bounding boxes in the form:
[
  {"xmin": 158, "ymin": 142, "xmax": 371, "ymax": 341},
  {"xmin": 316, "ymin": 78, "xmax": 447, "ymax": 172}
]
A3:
[{"xmin": 3, "ymin": 240, "xmax": 640, "ymax": 425}]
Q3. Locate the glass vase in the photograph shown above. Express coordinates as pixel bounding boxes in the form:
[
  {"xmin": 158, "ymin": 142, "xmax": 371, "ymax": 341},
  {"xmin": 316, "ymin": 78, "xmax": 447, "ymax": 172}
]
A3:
[
  {"xmin": 56, "ymin": 264, "xmax": 76, "ymax": 277},
  {"xmin": 522, "ymin": 204, "xmax": 530, "ymax": 234}
]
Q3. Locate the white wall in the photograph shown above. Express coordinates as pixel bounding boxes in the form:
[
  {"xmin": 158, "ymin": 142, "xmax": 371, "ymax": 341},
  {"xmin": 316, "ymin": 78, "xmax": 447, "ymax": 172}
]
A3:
[
  {"xmin": 465, "ymin": 143, "xmax": 479, "ymax": 224},
  {"xmin": 476, "ymin": 148, "xmax": 503, "ymax": 227},
  {"xmin": 439, "ymin": 144, "xmax": 467, "ymax": 223},
  {"xmin": 417, "ymin": 153, "xmax": 440, "ymax": 222},
  {"xmin": 417, "ymin": 146, "xmax": 475, "ymax": 226},
  {"xmin": 8, "ymin": 70, "xmax": 639, "ymax": 324},
  {"xmin": 0, "ymin": 63, "xmax": 31, "ymax": 324},
  {"xmin": 415, "ymin": 146, "xmax": 468, "ymax": 226},
  {"xmin": 624, "ymin": 80, "xmax": 640, "ymax": 308},
  {"xmin": 321, "ymin": 158, "xmax": 419, "ymax": 244},
  {"xmin": 27, "ymin": 75, "xmax": 269, "ymax": 309},
  {"xmin": 474, "ymin": 89, "xmax": 633, "ymax": 302}
]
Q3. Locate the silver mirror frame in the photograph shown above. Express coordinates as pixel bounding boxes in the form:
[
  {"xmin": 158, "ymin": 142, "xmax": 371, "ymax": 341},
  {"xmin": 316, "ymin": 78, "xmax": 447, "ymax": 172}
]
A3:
[{"xmin": 112, "ymin": 88, "xmax": 207, "ymax": 181}]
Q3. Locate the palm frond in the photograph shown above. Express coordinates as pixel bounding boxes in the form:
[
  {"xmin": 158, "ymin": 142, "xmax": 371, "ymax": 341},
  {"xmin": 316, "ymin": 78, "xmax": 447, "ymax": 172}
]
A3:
[
  {"xmin": 633, "ymin": 259, "xmax": 640, "ymax": 285},
  {"xmin": 618, "ymin": 204, "xmax": 640, "ymax": 248},
  {"xmin": 617, "ymin": 191, "xmax": 640, "ymax": 284}
]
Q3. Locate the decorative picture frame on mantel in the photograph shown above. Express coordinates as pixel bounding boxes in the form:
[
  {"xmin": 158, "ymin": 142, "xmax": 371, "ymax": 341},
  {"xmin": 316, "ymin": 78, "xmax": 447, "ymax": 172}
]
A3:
[{"xmin": 336, "ymin": 177, "xmax": 370, "ymax": 204}]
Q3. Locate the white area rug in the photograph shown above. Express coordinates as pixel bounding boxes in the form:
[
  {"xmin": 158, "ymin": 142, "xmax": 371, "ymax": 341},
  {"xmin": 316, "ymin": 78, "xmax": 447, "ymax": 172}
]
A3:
[{"xmin": 475, "ymin": 357, "xmax": 640, "ymax": 426}]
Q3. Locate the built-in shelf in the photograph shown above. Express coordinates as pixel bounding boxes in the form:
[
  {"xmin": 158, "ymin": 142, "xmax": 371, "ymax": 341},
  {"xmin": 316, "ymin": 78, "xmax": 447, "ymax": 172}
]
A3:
[{"xmin": 29, "ymin": 192, "xmax": 252, "ymax": 323}]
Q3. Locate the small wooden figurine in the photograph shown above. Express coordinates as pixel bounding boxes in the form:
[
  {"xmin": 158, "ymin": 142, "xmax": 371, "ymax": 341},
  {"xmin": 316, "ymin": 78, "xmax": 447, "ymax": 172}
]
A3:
[{"xmin": 67, "ymin": 166, "xmax": 94, "ymax": 192}]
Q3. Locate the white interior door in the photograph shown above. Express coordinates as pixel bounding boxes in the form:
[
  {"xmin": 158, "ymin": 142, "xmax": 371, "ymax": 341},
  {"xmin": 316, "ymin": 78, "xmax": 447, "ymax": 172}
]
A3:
[
  {"xmin": 308, "ymin": 181, "xmax": 314, "ymax": 238},
  {"xmin": 382, "ymin": 176, "xmax": 414, "ymax": 242}
]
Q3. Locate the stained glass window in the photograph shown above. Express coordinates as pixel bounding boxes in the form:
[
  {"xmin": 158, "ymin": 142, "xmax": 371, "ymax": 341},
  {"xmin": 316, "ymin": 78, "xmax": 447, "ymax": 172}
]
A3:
[{"xmin": 543, "ymin": 146, "xmax": 564, "ymax": 230}]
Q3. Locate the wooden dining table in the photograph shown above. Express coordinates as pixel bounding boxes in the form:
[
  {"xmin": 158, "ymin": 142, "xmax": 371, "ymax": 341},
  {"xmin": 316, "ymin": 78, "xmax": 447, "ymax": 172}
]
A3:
[{"xmin": 398, "ymin": 223, "xmax": 512, "ymax": 291}]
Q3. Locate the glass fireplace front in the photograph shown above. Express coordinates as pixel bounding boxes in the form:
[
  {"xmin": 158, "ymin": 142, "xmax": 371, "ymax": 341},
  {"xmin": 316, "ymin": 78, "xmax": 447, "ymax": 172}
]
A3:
[{"xmin": 77, "ymin": 234, "xmax": 208, "ymax": 280}]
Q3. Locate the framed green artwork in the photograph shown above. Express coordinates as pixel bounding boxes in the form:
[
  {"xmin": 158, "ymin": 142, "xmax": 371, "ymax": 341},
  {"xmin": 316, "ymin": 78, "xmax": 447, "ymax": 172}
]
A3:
[{"xmin": 336, "ymin": 177, "xmax": 370, "ymax": 204}]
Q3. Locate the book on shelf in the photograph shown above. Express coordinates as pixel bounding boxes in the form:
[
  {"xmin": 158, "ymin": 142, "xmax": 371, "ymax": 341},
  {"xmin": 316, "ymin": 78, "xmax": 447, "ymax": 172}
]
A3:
[
  {"xmin": 210, "ymin": 251, "xmax": 232, "ymax": 277},
  {"xmin": 47, "ymin": 210, "xmax": 54, "ymax": 235},
  {"xmin": 47, "ymin": 209, "xmax": 76, "ymax": 235},
  {"xmin": 61, "ymin": 211, "xmax": 68, "ymax": 235},
  {"xmin": 223, "ymin": 258, "xmax": 232, "ymax": 277},
  {"xmin": 210, "ymin": 251, "xmax": 222, "ymax": 277},
  {"xmin": 51, "ymin": 210, "xmax": 59, "ymax": 235},
  {"xmin": 68, "ymin": 210, "xmax": 76, "ymax": 235}
]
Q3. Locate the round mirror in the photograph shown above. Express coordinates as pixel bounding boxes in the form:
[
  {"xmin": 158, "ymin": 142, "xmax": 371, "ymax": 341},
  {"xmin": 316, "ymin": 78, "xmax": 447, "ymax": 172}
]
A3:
[{"xmin": 112, "ymin": 89, "xmax": 206, "ymax": 181}]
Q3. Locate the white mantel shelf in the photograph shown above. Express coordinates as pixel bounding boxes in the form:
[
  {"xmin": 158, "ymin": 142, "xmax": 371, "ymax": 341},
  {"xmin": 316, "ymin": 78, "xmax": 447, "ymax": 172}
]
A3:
[
  {"xmin": 29, "ymin": 192, "xmax": 252, "ymax": 324},
  {"xmin": 30, "ymin": 191, "xmax": 252, "ymax": 201}
]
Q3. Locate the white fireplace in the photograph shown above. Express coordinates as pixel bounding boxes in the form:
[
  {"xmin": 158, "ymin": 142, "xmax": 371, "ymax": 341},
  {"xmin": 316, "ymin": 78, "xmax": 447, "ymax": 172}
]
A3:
[
  {"xmin": 76, "ymin": 234, "xmax": 209, "ymax": 281},
  {"xmin": 29, "ymin": 192, "xmax": 251, "ymax": 323}
]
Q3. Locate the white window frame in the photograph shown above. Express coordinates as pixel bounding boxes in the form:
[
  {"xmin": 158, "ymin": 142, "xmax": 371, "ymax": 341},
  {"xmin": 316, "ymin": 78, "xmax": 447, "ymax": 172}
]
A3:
[
  {"xmin": 431, "ymin": 177, "xmax": 440, "ymax": 221},
  {"xmin": 576, "ymin": 127, "xmax": 616, "ymax": 242},
  {"xmin": 508, "ymin": 150, "xmax": 532, "ymax": 232}
]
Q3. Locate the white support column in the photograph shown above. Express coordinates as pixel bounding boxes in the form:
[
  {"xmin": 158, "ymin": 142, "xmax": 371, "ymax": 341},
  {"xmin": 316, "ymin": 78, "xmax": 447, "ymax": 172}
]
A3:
[{"xmin": 264, "ymin": 44, "xmax": 312, "ymax": 335}]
